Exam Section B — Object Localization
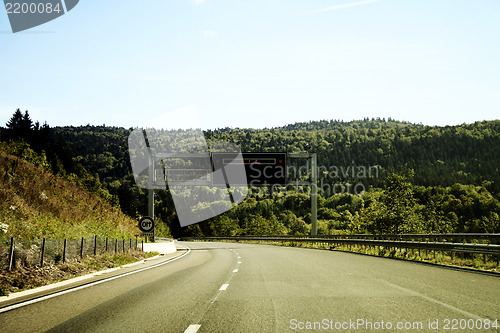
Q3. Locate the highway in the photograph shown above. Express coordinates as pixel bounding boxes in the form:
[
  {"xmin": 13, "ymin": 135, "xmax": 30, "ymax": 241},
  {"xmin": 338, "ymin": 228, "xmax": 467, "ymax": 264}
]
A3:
[{"xmin": 0, "ymin": 241, "xmax": 499, "ymax": 332}]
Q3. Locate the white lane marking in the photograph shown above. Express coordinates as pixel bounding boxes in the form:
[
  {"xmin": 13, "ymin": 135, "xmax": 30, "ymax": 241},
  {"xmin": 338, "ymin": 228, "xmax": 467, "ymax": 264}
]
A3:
[
  {"xmin": 233, "ymin": 269, "xmax": 239, "ymax": 273},
  {"xmin": 0, "ymin": 246, "xmax": 192, "ymax": 314},
  {"xmin": 237, "ymin": 256, "xmax": 241, "ymax": 258},
  {"xmin": 184, "ymin": 324, "xmax": 201, "ymax": 333},
  {"xmin": 219, "ymin": 284, "xmax": 229, "ymax": 291},
  {"xmin": 238, "ymin": 261, "xmax": 241, "ymax": 264}
]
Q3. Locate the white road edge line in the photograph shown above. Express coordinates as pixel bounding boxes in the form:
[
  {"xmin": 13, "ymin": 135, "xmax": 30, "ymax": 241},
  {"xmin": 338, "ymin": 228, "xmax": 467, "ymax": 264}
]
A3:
[
  {"xmin": 184, "ymin": 324, "xmax": 201, "ymax": 333},
  {"xmin": 0, "ymin": 246, "xmax": 192, "ymax": 314},
  {"xmin": 219, "ymin": 284, "xmax": 229, "ymax": 291},
  {"xmin": 233, "ymin": 269, "xmax": 238, "ymax": 272}
]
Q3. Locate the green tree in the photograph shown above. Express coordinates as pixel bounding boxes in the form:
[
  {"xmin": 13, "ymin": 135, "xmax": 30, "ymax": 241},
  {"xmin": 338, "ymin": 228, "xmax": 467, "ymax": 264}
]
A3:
[
  {"xmin": 6, "ymin": 109, "xmax": 33, "ymax": 139},
  {"xmin": 359, "ymin": 171, "xmax": 424, "ymax": 233}
]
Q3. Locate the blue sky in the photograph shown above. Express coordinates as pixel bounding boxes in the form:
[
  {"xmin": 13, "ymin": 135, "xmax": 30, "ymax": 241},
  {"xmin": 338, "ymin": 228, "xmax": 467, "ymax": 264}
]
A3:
[{"xmin": 1, "ymin": 0, "xmax": 499, "ymax": 130}]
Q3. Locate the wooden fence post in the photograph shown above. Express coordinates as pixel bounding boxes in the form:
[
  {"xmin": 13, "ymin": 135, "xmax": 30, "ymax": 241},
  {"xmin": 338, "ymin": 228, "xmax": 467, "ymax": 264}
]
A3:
[
  {"xmin": 63, "ymin": 239, "xmax": 67, "ymax": 263},
  {"xmin": 8, "ymin": 237, "xmax": 14, "ymax": 271},
  {"xmin": 40, "ymin": 237, "xmax": 46, "ymax": 267},
  {"xmin": 80, "ymin": 237, "xmax": 84, "ymax": 259}
]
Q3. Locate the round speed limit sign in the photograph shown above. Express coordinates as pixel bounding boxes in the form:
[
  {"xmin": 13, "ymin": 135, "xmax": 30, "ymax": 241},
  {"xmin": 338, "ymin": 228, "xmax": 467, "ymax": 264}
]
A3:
[{"xmin": 138, "ymin": 216, "xmax": 155, "ymax": 233}]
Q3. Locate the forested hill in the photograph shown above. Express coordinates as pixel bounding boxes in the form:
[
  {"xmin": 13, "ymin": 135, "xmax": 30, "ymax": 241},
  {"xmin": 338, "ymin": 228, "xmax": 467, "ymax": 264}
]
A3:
[
  {"xmin": 53, "ymin": 119, "xmax": 500, "ymax": 193},
  {"xmin": 2, "ymin": 116, "xmax": 499, "ymax": 237}
]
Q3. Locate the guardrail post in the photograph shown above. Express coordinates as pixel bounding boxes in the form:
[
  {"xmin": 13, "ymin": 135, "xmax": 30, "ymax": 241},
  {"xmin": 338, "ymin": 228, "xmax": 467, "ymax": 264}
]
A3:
[
  {"xmin": 115, "ymin": 239, "xmax": 117, "ymax": 253},
  {"xmin": 105, "ymin": 237, "xmax": 108, "ymax": 252},
  {"xmin": 94, "ymin": 236, "xmax": 97, "ymax": 256},
  {"xmin": 8, "ymin": 237, "xmax": 14, "ymax": 271},
  {"xmin": 63, "ymin": 239, "xmax": 67, "ymax": 263},
  {"xmin": 40, "ymin": 237, "xmax": 46, "ymax": 267}
]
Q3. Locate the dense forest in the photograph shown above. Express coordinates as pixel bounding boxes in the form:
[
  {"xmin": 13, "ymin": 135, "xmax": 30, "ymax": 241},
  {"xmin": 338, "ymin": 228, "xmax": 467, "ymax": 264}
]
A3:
[{"xmin": 1, "ymin": 109, "xmax": 499, "ymax": 237}]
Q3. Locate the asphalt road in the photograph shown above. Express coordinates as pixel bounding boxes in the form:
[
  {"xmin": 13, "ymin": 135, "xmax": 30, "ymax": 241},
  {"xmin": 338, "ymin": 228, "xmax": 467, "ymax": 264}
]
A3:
[{"xmin": 0, "ymin": 241, "xmax": 499, "ymax": 332}]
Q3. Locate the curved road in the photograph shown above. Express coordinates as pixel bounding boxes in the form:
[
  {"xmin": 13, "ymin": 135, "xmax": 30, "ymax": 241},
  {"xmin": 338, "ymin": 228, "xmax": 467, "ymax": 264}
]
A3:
[{"xmin": 1, "ymin": 241, "xmax": 499, "ymax": 332}]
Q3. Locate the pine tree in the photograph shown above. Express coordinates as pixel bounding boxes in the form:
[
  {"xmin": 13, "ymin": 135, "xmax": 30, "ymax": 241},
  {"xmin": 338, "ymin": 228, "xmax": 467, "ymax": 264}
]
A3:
[
  {"xmin": 6, "ymin": 109, "xmax": 23, "ymax": 130},
  {"xmin": 6, "ymin": 109, "xmax": 33, "ymax": 139}
]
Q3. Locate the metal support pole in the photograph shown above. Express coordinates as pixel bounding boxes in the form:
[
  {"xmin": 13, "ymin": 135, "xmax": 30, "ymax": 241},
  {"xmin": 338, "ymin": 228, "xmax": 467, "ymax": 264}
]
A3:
[
  {"xmin": 94, "ymin": 236, "xmax": 97, "ymax": 255},
  {"xmin": 311, "ymin": 153, "xmax": 318, "ymax": 236},
  {"xmin": 148, "ymin": 149, "xmax": 155, "ymax": 240}
]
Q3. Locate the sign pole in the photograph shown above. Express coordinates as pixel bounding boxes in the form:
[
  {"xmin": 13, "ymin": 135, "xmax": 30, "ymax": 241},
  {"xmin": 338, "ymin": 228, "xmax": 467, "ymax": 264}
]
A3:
[
  {"xmin": 311, "ymin": 153, "xmax": 318, "ymax": 236},
  {"xmin": 148, "ymin": 149, "xmax": 155, "ymax": 240}
]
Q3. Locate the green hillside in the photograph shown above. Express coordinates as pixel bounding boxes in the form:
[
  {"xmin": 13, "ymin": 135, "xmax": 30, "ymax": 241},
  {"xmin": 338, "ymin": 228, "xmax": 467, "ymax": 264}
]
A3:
[{"xmin": 0, "ymin": 149, "xmax": 139, "ymax": 239}]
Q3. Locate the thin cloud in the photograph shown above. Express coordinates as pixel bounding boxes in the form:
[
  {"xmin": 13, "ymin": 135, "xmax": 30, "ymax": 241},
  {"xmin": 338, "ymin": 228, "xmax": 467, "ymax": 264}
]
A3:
[{"xmin": 306, "ymin": 0, "xmax": 379, "ymax": 15}]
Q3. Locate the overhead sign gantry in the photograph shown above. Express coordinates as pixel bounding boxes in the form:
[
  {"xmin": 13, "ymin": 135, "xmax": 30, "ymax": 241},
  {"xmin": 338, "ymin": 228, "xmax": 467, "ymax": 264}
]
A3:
[{"xmin": 141, "ymin": 150, "xmax": 318, "ymax": 236}]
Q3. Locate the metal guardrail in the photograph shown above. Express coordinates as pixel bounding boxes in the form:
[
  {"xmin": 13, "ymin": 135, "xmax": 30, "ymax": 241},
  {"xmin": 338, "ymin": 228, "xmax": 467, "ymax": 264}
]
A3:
[
  {"xmin": 154, "ymin": 237, "xmax": 174, "ymax": 242},
  {"xmin": 183, "ymin": 233, "xmax": 500, "ymax": 244},
  {"xmin": 180, "ymin": 235, "xmax": 500, "ymax": 265}
]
